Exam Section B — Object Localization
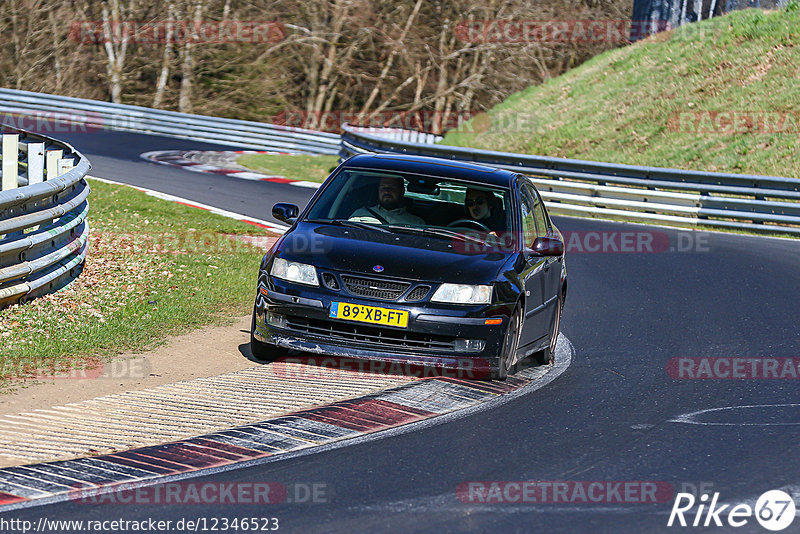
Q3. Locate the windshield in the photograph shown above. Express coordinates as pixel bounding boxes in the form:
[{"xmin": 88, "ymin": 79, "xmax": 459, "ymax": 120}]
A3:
[{"xmin": 305, "ymin": 169, "xmax": 512, "ymax": 237}]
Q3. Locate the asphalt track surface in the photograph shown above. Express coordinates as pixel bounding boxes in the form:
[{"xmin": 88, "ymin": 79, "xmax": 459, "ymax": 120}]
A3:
[
  {"xmin": 5, "ymin": 131, "xmax": 800, "ymax": 533},
  {"xmin": 59, "ymin": 131, "xmax": 314, "ymax": 226}
]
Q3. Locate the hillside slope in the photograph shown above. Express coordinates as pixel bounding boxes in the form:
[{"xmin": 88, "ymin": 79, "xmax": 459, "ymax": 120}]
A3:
[{"xmin": 443, "ymin": 6, "xmax": 800, "ymax": 178}]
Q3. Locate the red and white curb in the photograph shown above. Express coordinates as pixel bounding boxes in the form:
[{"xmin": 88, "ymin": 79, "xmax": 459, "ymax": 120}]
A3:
[
  {"xmin": 0, "ymin": 338, "xmax": 572, "ymax": 511},
  {"xmin": 88, "ymin": 176, "xmax": 289, "ymax": 234},
  {"xmin": 140, "ymin": 150, "xmax": 323, "ymax": 189}
]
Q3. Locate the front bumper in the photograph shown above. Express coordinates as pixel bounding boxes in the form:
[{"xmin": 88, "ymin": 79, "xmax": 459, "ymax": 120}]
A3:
[{"xmin": 253, "ymin": 278, "xmax": 511, "ymax": 368}]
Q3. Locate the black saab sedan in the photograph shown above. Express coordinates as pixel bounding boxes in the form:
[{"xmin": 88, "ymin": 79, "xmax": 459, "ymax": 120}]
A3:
[{"xmin": 251, "ymin": 154, "xmax": 566, "ymax": 380}]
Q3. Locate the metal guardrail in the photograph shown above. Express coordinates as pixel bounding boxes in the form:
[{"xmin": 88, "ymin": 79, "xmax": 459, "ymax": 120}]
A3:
[
  {"xmin": 341, "ymin": 124, "xmax": 800, "ymax": 236},
  {"xmin": 0, "ymin": 128, "xmax": 91, "ymax": 308},
  {"xmin": 0, "ymin": 88, "xmax": 340, "ymax": 155},
  {"xmin": 346, "ymin": 126, "xmax": 442, "ymax": 145}
]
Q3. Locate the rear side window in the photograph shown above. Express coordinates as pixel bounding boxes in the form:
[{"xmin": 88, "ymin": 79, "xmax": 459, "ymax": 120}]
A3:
[
  {"xmin": 519, "ymin": 186, "xmax": 537, "ymax": 248},
  {"xmin": 529, "ymin": 186, "xmax": 550, "ymax": 237}
]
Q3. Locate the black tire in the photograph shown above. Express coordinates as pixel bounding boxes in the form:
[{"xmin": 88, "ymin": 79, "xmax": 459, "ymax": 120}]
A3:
[
  {"xmin": 250, "ymin": 307, "xmax": 284, "ymax": 362},
  {"xmin": 534, "ymin": 294, "xmax": 562, "ymax": 366},
  {"xmin": 492, "ymin": 305, "xmax": 522, "ymax": 381}
]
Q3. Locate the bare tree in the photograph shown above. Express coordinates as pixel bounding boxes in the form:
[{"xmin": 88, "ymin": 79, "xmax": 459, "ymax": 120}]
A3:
[
  {"xmin": 358, "ymin": 0, "xmax": 423, "ymax": 121},
  {"xmin": 101, "ymin": 0, "xmax": 136, "ymax": 104},
  {"xmin": 153, "ymin": 2, "xmax": 177, "ymax": 108},
  {"xmin": 178, "ymin": 0, "xmax": 205, "ymax": 113}
]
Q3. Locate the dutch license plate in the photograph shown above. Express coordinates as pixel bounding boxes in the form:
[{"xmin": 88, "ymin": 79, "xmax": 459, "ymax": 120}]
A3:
[{"xmin": 329, "ymin": 302, "xmax": 408, "ymax": 328}]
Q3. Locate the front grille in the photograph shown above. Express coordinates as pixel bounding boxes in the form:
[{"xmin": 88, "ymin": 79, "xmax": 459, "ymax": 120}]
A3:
[
  {"xmin": 405, "ymin": 285, "xmax": 430, "ymax": 302},
  {"xmin": 284, "ymin": 315, "xmax": 457, "ymax": 352},
  {"xmin": 341, "ymin": 275, "xmax": 410, "ymax": 301}
]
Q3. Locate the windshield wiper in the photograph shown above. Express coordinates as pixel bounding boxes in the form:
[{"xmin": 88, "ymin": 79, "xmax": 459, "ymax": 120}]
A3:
[
  {"xmin": 381, "ymin": 224, "xmax": 425, "ymax": 235},
  {"xmin": 313, "ymin": 218, "xmax": 393, "ymax": 234},
  {"xmin": 384, "ymin": 225, "xmax": 487, "ymax": 246},
  {"xmin": 312, "ymin": 220, "xmax": 488, "ymax": 245},
  {"xmin": 422, "ymin": 227, "xmax": 487, "ymax": 246}
]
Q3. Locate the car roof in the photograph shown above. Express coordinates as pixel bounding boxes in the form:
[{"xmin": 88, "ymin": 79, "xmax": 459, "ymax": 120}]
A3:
[{"xmin": 341, "ymin": 153, "xmax": 516, "ymax": 188}]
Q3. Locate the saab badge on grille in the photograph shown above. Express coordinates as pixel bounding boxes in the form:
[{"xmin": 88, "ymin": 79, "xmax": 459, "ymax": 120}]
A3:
[{"xmin": 373, "ymin": 265, "xmax": 384, "ymax": 273}]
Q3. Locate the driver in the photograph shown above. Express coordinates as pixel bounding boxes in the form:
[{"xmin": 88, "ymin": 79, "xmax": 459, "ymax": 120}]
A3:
[
  {"xmin": 350, "ymin": 176, "xmax": 425, "ymax": 226},
  {"xmin": 464, "ymin": 187, "xmax": 504, "ymax": 232}
]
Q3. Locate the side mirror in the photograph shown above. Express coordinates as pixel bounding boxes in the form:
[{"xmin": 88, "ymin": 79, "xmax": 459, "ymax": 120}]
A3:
[
  {"xmin": 272, "ymin": 203, "xmax": 299, "ymax": 224},
  {"xmin": 532, "ymin": 236, "xmax": 564, "ymax": 256}
]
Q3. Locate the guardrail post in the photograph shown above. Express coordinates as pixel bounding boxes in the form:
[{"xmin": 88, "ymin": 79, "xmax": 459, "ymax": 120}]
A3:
[
  {"xmin": 58, "ymin": 158, "xmax": 75, "ymax": 175},
  {"xmin": 27, "ymin": 142, "xmax": 45, "ymax": 185},
  {"xmin": 2, "ymin": 133, "xmax": 19, "ymax": 191},
  {"xmin": 46, "ymin": 149, "xmax": 63, "ymax": 179}
]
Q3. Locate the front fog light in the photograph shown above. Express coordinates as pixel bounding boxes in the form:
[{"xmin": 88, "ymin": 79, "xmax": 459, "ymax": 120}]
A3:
[
  {"xmin": 266, "ymin": 312, "xmax": 287, "ymax": 328},
  {"xmin": 454, "ymin": 339, "xmax": 485, "ymax": 353}
]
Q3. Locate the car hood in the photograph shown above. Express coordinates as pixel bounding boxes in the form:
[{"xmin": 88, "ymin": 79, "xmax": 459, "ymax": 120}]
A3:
[{"xmin": 277, "ymin": 222, "xmax": 513, "ymax": 284}]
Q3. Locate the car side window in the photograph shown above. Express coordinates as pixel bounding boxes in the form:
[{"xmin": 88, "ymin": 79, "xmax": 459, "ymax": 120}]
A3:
[
  {"xmin": 519, "ymin": 185, "xmax": 537, "ymax": 248},
  {"xmin": 529, "ymin": 187, "xmax": 550, "ymax": 237},
  {"xmin": 520, "ymin": 183, "xmax": 549, "ymax": 237}
]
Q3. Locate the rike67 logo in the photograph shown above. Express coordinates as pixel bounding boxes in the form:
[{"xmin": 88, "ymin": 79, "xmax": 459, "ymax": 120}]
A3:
[{"xmin": 668, "ymin": 490, "xmax": 796, "ymax": 531}]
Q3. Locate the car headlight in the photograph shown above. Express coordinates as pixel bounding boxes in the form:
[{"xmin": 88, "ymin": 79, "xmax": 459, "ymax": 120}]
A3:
[
  {"xmin": 431, "ymin": 284, "xmax": 492, "ymax": 304},
  {"xmin": 270, "ymin": 257, "xmax": 319, "ymax": 286}
]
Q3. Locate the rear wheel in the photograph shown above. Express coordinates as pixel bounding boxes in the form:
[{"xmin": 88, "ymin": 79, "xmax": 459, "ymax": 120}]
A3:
[
  {"xmin": 534, "ymin": 294, "xmax": 562, "ymax": 366},
  {"xmin": 250, "ymin": 307, "xmax": 284, "ymax": 362},
  {"xmin": 492, "ymin": 306, "xmax": 522, "ymax": 381}
]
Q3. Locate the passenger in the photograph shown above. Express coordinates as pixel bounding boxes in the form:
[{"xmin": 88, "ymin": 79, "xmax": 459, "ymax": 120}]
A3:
[
  {"xmin": 464, "ymin": 187, "xmax": 505, "ymax": 232},
  {"xmin": 350, "ymin": 176, "xmax": 425, "ymax": 226}
]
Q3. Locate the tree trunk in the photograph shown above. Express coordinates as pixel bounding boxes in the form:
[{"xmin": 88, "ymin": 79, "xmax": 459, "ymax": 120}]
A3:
[
  {"xmin": 693, "ymin": 0, "xmax": 703, "ymax": 20},
  {"xmin": 179, "ymin": 1, "xmax": 204, "ymax": 113},
  {"xmin": 48, "ymin": 10, "xmax": 62, "ymax": 93},
  {"xmin": 101, "ymin": 0, "xmax": 132, "ymax": 104},
  {"xmin": 153, "ymin": 2, "xmax": 176, "ymax": 108},
  {"xmin": 311, "ymin": 0, "xmax": 348, "ymax": 117},
  {"xmin": 432, "ymin": 19, "xmax": 451, "ymax": 134}
]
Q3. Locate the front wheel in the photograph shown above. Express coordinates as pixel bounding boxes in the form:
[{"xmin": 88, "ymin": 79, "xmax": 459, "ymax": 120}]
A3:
[
  {"xmin": 250, "ymin": 307, "xmax": 285, "ymax": 362},
  {"xmin": 492, "ymin": 306, "xmax": 522, "ymax": 381}
]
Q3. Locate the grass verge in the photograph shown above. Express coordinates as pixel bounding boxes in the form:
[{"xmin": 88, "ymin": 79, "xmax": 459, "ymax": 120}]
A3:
[
  {"xmin": 0, "ymin": 178, "xmax": 278, "ymax": 393},
  {"xmin": 442, "ymin": 7, "xmax": 800, "ymax": 179},
  {"xmin": 236, "ymin": 154, "xmax": 340, "ymax": 183}
]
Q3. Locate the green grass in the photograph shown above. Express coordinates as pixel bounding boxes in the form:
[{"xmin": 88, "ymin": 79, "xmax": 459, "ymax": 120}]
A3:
[
  {"xmin": 237, "ymin": 154, "xmax": 340, "ymax": 183},
  {"xmin": 0, "ymin": 178, "xmax": 277, "ymax": 392},
  {"xmin": 442, "ymin": 7, "xmax": 800, "ymax": 179}
]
